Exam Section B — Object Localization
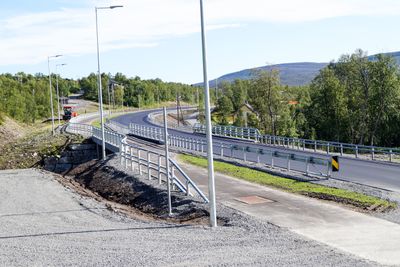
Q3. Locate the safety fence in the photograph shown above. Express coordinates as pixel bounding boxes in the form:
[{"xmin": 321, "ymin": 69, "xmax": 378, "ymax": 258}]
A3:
[
  {"xmin": 66, "ymin": 123, "xmax": 209, "ymax": 203},
  {"xmin": 193, "ymin": 123, "xmax": 400, "ymax": 163},
  {"xmin": 122, "ymin": 122, "xmax": 333, "ymax": 177}
]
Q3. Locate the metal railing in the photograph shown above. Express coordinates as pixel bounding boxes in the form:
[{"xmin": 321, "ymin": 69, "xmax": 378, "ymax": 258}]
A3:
[
  {"xmin": 66, "ymin": 122, "xmax": 209, "ymax": 203},
  {"xmin": 193, "ymin": 123, "xmax": 260, "ymax": 142},
  {"xmin": 193, "ymin": 123, "xmax": 400, "ymax": 163},
  {"xmin": 119, "ymin": 141, "xmax": 209, "ymax": 203},
  {"xmin": 125, "ymin": 122, "xmax": 332, "ymax": 177}
]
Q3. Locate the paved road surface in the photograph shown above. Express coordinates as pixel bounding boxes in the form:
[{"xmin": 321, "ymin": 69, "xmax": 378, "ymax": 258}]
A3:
[{"xmin": 113, "ymin": 109, "xmax": 400, "ymax": 193}]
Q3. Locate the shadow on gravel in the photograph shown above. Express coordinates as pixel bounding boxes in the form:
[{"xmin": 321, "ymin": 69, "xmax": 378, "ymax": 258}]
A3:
[
  {"xmin": 0, "ymin": 208, "xmax": 108, "ymax": 218},
  {"xmin": 64, "ymin": 155, "xmax": 230, "ymax": 226},
  {"xmin": 0, "ymin": 225, "xmax": 189, "ymax": 240}
]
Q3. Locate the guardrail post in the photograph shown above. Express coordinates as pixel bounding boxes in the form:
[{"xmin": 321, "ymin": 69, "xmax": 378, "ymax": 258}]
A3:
[
  {"xmin": 271, "ymin": 153, "xmax": 274, "ymax": 168},
  {"xmin": 138, "ymin": 150, "xmax": 142, "ymax": 175},
  {"xmin": 120, "ymin": 143, "xmax": 124, "ymax": 165},
  {"xmin": 314, "ymin": 141, "xmax": 317, "ymax": 152},
  {"xmin": 355, "ymin": 145, "xmax": 359, "ymax": 158},
  {"xmin": 327, "ymin": 160, "xmax": 331, "ymax": 177},
  {"xmin": 257, "ymin": 151, "xmax": 260, "ymax": 164},
  {"xmin": 220, "ymin": 143, "xmax": 224, "ymax": 157},
  {"xmin": 243, "ymin": 147, "xmax": 247, "ymax": 162},
  {"xmin": 371, "ymin": 147, "xmax": 375, "ymax": 161},
  {"xmin": 287, "ymin": 155, "xmax": 291, "ymax": 172},
  {"xmin": 305, "ymin": 158, "xmax": 309, "ymax": 176},
  {"xmin": 303, "ymin": 140, "xmax": 305, "ymax": 151},
  {"xmin": 327, "ymin": 143, "xmax": 330, "ymax": 155},
  {"xmin": 158, "ymin": 155, "xmax": 162, "ymax": 184},
  {"xmin": 147, "ymin": 151, "xmax": 151, "ymax": 180},
  {"xmin": 390, "ymin": 150, "xmax": 393, "ymax": 162},
  {"xmin": 130, "ymin": 147, "xmax": 134, "ymax": 171},
  {"xmin": 171, "ymin": 166, "xmax": 176, "ymax": 191},
  {"xmin": 340, "ymin": 144, "xmax": 343, "ymax": 156}
]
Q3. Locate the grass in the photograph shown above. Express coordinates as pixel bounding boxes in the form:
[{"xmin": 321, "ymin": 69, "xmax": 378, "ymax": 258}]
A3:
[{"xmin": 179, "ymin": 154, "xmax": 397, "ymax": 210}]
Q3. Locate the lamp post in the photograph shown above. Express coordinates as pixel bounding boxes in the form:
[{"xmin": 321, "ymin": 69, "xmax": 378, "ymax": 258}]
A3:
[
  {"xmin": 48, "ymin": 54, "xmax": 62, "ymax": 135},
  {"xmin": 199, "ymin": 0, "xmax": 217, "ymax": 228},
  {"xmin": 56, "ymin": 63, "xmax": 67, "ymax": 126},
  {"xmin": 95, "ymin": 5, "xmax": 123, "ymax": 160}
]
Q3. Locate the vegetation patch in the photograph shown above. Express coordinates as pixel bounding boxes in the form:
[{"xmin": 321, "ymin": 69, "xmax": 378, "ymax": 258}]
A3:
[
  {"xmin": 179, "ymin": 154, "xmax": 397, "ymax": 211},
  {"xmin": 0, "ymin": 124, "xmax": 83, "ymax": 170}
]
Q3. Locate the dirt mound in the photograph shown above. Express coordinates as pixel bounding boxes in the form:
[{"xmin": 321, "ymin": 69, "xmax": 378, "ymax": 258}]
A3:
[{"xmin": 66, "ymin": 156, "xmax": 229, "ymax": 225}]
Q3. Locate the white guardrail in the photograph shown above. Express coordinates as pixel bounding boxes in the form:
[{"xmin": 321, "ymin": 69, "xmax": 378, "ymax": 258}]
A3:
[
  {"xmin": 106, "ymin": 120, "xmax": 333, "ymax": 177},
  {"xmin": 193, "ymin": 123, "xmax": 400, "ymax": 163},
  {"xmin": 66, "ymin": 122, "xmax": 209, "ymax": 203}
]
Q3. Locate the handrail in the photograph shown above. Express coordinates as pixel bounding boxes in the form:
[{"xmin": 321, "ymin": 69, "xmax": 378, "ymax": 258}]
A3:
[{"xmin": 67, "ymin": 122, "xmax": 209, "ymax": 203}]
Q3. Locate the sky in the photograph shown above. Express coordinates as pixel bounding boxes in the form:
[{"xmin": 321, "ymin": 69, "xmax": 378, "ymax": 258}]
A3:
[{"xmin": 1, "ymin": 0, "xmax": 400, "ymax": 84}]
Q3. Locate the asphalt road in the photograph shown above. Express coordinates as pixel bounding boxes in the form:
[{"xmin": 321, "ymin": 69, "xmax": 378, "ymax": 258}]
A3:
[{"xmin": 113, "ymin": 109, "xmax": 400, "ymax": 193}]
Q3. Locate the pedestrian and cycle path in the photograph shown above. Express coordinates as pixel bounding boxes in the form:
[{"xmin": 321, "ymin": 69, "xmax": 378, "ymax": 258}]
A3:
[{"xmin": 177, "ymin": 160, "xmax": 400, "ymax": 266}]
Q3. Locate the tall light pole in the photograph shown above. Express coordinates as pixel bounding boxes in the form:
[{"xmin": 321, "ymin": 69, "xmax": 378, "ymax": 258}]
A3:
[
  {"xmin": 56, "ymin": 63, "xmax": 67, "ymax": 126},
  {"xmin": 95, "ymin": 5, "xmax": 123, "ymax": 160},
  {"xmin": 48, "ymin": 54, "xmax": 62, "ymax": 135},
  {"xmin": 199, "ymin": 0, "xmax": 217, "ymax": 228}
]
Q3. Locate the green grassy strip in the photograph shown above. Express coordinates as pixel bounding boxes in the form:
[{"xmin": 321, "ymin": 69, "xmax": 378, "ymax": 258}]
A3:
[{"xmin": 179, "ymin": 154, "xmax": 397, "ymax": 210}]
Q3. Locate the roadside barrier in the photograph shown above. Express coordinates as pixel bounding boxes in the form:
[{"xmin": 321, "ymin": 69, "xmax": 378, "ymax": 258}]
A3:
[{"xmin": 66, "ymin": 123, "xmax": 209, "ymax": 203}]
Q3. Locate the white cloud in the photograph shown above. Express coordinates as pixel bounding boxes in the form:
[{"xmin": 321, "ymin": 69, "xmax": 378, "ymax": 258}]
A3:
[{"xmin": 1, "ymin": 0, "xmax": 400, "ymax": 66}]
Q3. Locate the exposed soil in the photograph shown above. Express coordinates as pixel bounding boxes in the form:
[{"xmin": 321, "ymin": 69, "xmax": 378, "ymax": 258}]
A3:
[
  {"xmin": 0, "ymin": 124, "xmax": 84, "ymax": 170},
  {"xmin": 63, "ymin": 156, "xmax": 229, "ymax": 226}
]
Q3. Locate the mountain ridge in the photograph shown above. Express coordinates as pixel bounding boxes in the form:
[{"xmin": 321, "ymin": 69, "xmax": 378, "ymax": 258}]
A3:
[{"xmin": 200, "ymin": 51, "xmax": 400, "ymax": 87}]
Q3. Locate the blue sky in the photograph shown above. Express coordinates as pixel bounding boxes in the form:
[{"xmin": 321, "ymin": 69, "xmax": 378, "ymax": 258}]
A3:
[{"xmin": 1, "ymin": 0, "xmax": 400, "ymax": 84}]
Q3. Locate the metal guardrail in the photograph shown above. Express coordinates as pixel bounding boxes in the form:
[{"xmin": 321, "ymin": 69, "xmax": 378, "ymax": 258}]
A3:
[
  {"xmin": 66, "ymin": 123, "xmax": 209, "ymax": 203},
  {"xmin": 125, "ymin": 122, "xmax": 332, "ymax": 177},
  {"xmin": 193, "ymin": 123, "xmax": 260, "ymax": 142},
  {"xmin": 193, "ymin": 123, "xmax": 400, "ymax": 163}
]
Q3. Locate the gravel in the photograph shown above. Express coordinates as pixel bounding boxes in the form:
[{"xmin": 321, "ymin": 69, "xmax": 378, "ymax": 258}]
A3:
[{"xmin": 0, "ymin": 168, "xmax": 380, "ymax": 266}]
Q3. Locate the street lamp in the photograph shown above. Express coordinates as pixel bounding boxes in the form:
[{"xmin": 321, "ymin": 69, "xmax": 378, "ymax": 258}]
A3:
[
  {"xmin": 48, "ymin": 54, "xmax": 62, "ymax": 135},
  {"xmin": 199, "ymin": 0, "xmax": 217, "ymax": 227},
  {"xmin": 56, "ymin": 63, "xmax": 67, "ymax": 126},
  {"xmin": 95, "ymin": 5, "xmax": 123, "ymax": 160}
]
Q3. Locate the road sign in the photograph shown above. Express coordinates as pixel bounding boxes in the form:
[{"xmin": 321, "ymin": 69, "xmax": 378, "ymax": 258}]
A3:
[{"xmin": 332, "ymin": 156, "xmax": 339, "ymax": 172}]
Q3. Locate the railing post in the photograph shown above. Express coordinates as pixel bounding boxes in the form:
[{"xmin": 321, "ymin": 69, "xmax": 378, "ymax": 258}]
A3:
[
  {"xmin": 147, "ymin": 151, "xmax": 151, "ymax": 179},
  {"xmin": 158, "ymin": 155, "xmax": 162, "ymax": 184},
  {"xmin": 130, "ymin": 147, "xmax": 134, "ymax": 171},
  {"xmin": 138, "ymin": 150, "xmax": 142, "ymax": 175},
  {"xmin": 305, "ymin": 158, "xmax": 309, "ymax": 176}
]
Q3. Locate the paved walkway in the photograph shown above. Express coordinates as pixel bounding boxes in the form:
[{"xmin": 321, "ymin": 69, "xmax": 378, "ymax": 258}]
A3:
[{"xmin": 177, "ymin": 159, "xmax": 400, "ymax": 266}]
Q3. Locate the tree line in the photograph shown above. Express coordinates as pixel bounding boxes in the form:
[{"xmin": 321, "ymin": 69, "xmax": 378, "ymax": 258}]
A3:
[
  {"xmin": 0, "ymin": 72, "xmax": 79, "ymax": 124},
  {"xmin": 2, "ymin": 49, "xmax": 399, "ymax": 147},
  {"xmin": 214, "ymin": 50, "xmax": 400, "ymax": 147}
]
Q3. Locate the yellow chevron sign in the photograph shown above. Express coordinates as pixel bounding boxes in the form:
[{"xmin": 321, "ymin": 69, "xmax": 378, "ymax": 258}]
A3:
[{"xmin": 332, "ymin": 156, "xmax": 339, "ymax": 172}]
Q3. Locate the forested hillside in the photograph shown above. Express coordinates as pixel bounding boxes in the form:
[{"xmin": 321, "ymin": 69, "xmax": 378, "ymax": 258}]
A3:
[
  {"xmin": 0, "ymin": 73, "xmax": 79, "ymax": 124},
  {"xmin": 214, "ymin": 49, "xmax": 400, "ymax": 147}
]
